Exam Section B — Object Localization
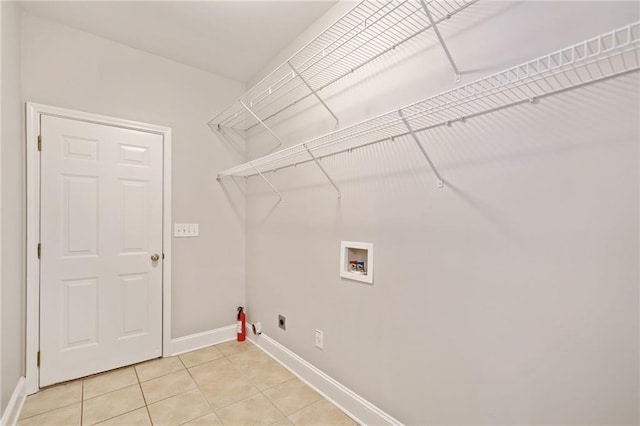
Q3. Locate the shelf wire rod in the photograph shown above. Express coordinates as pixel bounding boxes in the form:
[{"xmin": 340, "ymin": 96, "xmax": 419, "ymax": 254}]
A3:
[
  {"xmin": 306, "ymin": 2, "xmax": 382, "ymax": 60},
  {"xmin": 219, "ymin": 69, "xmax": 300, "ymax": 128},
  {"xmin": 233, "ymin": 50, "xmax": 640, "ymax": 178},
  {"xmin": 582, "ymin": 45, "xmax": 598, "ymax": 80},
  {"xmin": 216, "ymin": 127, "xmax": 245, "ymax": 155},
  {"xmin": 213, "ymin": 1, "xmax": 376, "ymax": 128},
  {"xmin": 251, "ymin": 163, "xmax": 282, "ymax": 201},
  {"xmin": 301, "ymin": 8, "xmax": 424, "ymax": 82},
  {"xmin": 214, "ymin": 0, "xmax": 470, "ymax": 131},
  {"xmin": 303, "ymin": 144, "xmax": 341, "ymax": 198},
  {"xmin": 399, "ymin": 110, "xmax": 444, "ymax": 188},
  {"xmin": 419, "ymin": 0, "xmax": 461, "ymax": 82},
  {"xmin": 443, "ymin": 57, "xmax": 599, "ymax": 112},
  {"xmin": 241, "ymin": 1, "xmax": 474, "ymax": 132},
  {"xmin": 266, "ymin": 1, "xmax": 397, "ymax": 94},
  {"xmin": 294, "ymin": 2, "xmax": 423, "ymax": 85},
  {"xmin": 506, "ymin": 72, "xmax": 536, "ymax": 98},
  {"xmin": 630, "ymin": 28, "xmax": 640, "ymax": 65},
  {"xmin": 447, "ymin": 91, "xmax": 477, "ymax": 118},
  {"xmin": 566, "ymin": 67, "xmax": 584, "ymax": 87},
  {"xmin": 295, "ymin": 0, "xmax": 409, "ymax": 77},
  {"xmin": 499, "ymin": 80, "xmax": 529, "ymax": 104},
  {"xmin": 259, "ymin": 64, "xmax": 637, "ymax": 179},
  {"xmin": 232, "ymin": 65, "xmax": 640, "ymax": 180},
  {"xmin": 239, "ymin": 100, "xmax": 283, "ymax": 148},
  {"xmin": 287, "ymin": 61, "xmax": 339, "ymax": 124},
  {"xmin": 546, "ymin": 57, "xmax": 566, "ymax": 88},
  {"xmin": 599, "ymin": 31, "xmax": 617, "ymax": 69},
  {"xmin": 237, "ymin": 27, "xmax": 640, "ymax": 177},
  {"xmin": 489, "ymin": 75, "xmax": 522, "ymax": 102},
  {"xmin": 527, "ymin": 70, "xmax": 549, "ymax": 93},
  {"xmin": 428, "ymin": 0, "xmax": 450, "ymax": 17}
]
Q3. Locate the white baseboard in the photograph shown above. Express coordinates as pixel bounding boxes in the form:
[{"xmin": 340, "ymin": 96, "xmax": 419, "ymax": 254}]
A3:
[
  {"xmin": 248, "ymin": 332, "xmax": 402, "ymax": 426},
  {"xmin": 168, "ymin": 325, "xmax": 236, "ymax": 356},
  {"xmin": 1, "ymin": 377, "xmax": 26, "ymax": 426}
]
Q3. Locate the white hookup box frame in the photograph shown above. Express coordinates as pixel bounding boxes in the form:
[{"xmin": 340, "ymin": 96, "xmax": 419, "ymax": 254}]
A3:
[{"xmin": 340, "ymin": 241, "xmax": 373, "ymax": 284}]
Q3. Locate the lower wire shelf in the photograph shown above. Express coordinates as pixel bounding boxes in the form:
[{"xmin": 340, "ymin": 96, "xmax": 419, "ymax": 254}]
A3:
[{"xmin": 217, "ymin": 21, "xmax": 640, "ymax": 194}]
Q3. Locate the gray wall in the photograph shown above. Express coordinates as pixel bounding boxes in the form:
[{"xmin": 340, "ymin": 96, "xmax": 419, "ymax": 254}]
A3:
[
  {"xmin": 244, "ymin": 1, "xmax": 640, "ymax": 424},
  {"xmin": 1, "ymin": 0, "xmax": 24, "ymax": 412},
  {"xmin": 21, "ymin": 14, "xmax": 246, "ymax": 339}
]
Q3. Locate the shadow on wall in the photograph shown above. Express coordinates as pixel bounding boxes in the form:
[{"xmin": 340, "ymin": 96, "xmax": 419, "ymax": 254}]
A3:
[
  {"xmin": 240, "ymin": 1, "xmax": 522, "ymax": 151},
  {"xmin": 217, "ymin": 175, "xmax": 246, "ymax": 227},
  {"xmin": 242, "ymin": 74, "xmax": 639, "ymax": 203}
]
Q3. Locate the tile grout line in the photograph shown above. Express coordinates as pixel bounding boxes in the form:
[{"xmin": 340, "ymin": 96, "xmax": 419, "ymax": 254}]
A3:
[
  {"xmin": 257, "ymin": 373, "xmax": 326, "ymax": 425},
  {"xmin": 244, "ymin": 340, "xmax": 340, "ymax": 425},
  {"xmin": 80, "ymin": 374, "xmax": 140, "ymax": 402},
  {"xmin": 23, "ymin": 343, "xmax": 334, "ymax": 426},
  {"xmin": 257, "ymin": 386, "xmax": 288, "ymax": 424},
  {"xmin": 133, "ymin": 366, "xmax": 153, "ymax": 426},
  {"xmin": 127, "ymin": 356, "xmax": 221, "ymax": 410},
  {"xmin": 82, "ymin": 368, "xmax": 152, "ymax": 425},
  {"xmin": 22, "ymin": 353, "xmax": 206, "ymax": 423},
  {"xmin": 80, "ymin": 380, "xmax": 84, "ymax": 425},
  {"xmin": 225, "ymin": 342, "xmax": 293, "ymax": 425},
  {"xmin": 84, "ymin": 385, "xmax": 148, "ymax": 425},
  {"xmin": 17, "ymin": 385, "xmax": 84, "ymax": 421},
  {"xmin": 177, "ymin": 352, "xmax": 222, "ymax": 425},
  {"xmin": 92, "ymin": 407, "xmax": 148, "ymax": 426},
  {"xmin": 218, "ymin": 344, "xmax": 282, "ymax": 424},
  {"xmin": 181, "ymin": 343, "xmax": 280, "ymax": 423}
]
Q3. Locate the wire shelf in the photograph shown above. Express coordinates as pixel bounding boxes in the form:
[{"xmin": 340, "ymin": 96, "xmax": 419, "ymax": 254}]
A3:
[
  {"xmin": 218, "ymin": 21, "xmax": 640, "ymax": 181},
  {"xmin": 208, "ymin": 0, "xmax": 477, "ymax": 133}
]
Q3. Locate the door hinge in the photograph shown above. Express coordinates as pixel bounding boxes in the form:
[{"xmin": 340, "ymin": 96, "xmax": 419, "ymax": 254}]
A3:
[
  {"xmin": 162, "ymin": 253, "xmax": 165, "ymax": 260},
  {"xmin": 37, "ymin": 243, "xmax": 41, "ymax": 259},
  {"xmin": 37, "ymin": 351, "xmax": 41, "ymax": 367},
  {"xmin": 37, "ymin": 135, "xmax": 42, "ymax": 151}
]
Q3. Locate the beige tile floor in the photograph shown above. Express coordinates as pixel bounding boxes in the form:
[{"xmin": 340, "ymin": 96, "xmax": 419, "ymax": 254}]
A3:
[{"xmin": 18, "ymin": 341, "xmax": 357, "ymax": 426}]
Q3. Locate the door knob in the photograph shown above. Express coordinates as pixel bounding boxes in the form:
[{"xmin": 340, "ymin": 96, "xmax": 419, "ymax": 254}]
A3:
[{"xmin": 151, "ymin": 254, "xmax": 160, "ymax": 262}]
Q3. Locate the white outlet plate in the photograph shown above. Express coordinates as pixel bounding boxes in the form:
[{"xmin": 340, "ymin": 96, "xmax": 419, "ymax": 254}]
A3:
[
  {"xmin": 315, "ymin": 329, "xmax": 323, "ymax": 349},
  {"xmin": 174, "ymin": 223, "xmax": 199, "ymax": 237}
]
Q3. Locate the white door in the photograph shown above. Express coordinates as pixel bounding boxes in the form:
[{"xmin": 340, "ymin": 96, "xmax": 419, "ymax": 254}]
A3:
[{"xmin": 39, "ymin": 115, "xmax": 163, "ymax": 387}]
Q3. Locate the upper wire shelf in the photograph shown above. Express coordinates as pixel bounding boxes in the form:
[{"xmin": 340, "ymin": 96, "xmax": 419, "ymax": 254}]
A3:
[
  {"xmin": 217, "ymin": 21, "xmax": 640, "ymax": 194},
  {"xmin": 208, "ymin": 0, "xmax": 477, "ymax": 135}
]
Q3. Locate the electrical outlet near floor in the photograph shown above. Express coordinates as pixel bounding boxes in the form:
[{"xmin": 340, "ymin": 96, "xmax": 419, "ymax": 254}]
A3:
[
  {"xmin": 315, "ymin": 329, "xmax": 323, "ymax": 349},
  {"xmin": 278, "ymin": 315, "xmax": 286, "ymax": 330}
]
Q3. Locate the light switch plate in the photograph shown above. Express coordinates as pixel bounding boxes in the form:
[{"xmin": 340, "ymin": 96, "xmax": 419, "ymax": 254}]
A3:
[{"xmin": 174, "ymin": 223, "xmax": 199, "ymax": 237}]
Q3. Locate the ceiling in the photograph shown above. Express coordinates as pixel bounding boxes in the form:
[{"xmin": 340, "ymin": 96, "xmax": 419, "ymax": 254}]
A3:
[{"xmin": 19, "ymin": 1, "xmax": 338, "ymax": 83}]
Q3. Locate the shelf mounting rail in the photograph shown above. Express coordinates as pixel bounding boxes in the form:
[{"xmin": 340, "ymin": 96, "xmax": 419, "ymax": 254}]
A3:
[
  {"xmin": 217, "ymin": 21, "xmax": 640, "ymax": 199},
  {"xmin": 399, "ymin": 109, "xmax": 445, "ymax": 188},
  {"xmin": 209, "ymin": 0, "xmax": 476, "ymax": 141}
]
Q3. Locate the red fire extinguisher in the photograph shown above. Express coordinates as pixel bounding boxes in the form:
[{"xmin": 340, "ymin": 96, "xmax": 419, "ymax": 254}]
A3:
[{"xmin": 237, "ymin": 306, "xmax": 246, "ymax": 342}]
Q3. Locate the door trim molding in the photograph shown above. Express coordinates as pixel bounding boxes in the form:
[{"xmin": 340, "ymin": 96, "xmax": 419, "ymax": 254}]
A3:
[{"xmin": 25, "ymin": 103, "xmax": 173, "ymax": 395}]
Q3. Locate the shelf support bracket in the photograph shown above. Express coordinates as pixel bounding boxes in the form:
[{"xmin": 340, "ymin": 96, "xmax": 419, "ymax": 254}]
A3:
[
  {"xmin": 304, "ymin": 144, "xmax": 341, "ymax": 198},
  {"xmin": 419, "ymin": 0, "xmax": 461, "ymax": 82},
  {"xmin": 251, "ymin": 163, "xmax": 283, "ymax": 201},
  {"xmin": 239, "ymin": 100, "xmax": 283, "ymax": 148},
  {"xmin": 288, "ymin": 61, "xmax": 339, "ymax": 124},
  {"xmin": 399, "ymin": 110, "xmax": 444, "ymax": 188}
]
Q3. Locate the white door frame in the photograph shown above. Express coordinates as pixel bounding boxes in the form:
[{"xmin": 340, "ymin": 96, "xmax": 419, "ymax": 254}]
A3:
[{"xmin": 25, "ymin": 103, "xmax": 172, "ymax": 395}]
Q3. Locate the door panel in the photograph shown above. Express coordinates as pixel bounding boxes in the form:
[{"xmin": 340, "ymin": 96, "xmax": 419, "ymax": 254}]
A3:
[
  {"xmin": 62, "ymin": 278, "xmax": 98, "ymax": 349},
  {"xmin": 63, "ymin": 176, "xmax": 98, "ymax": 256},
  {"xmin": 40, "ymin": 115, "xmax": 163, "ymax": 387}
]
